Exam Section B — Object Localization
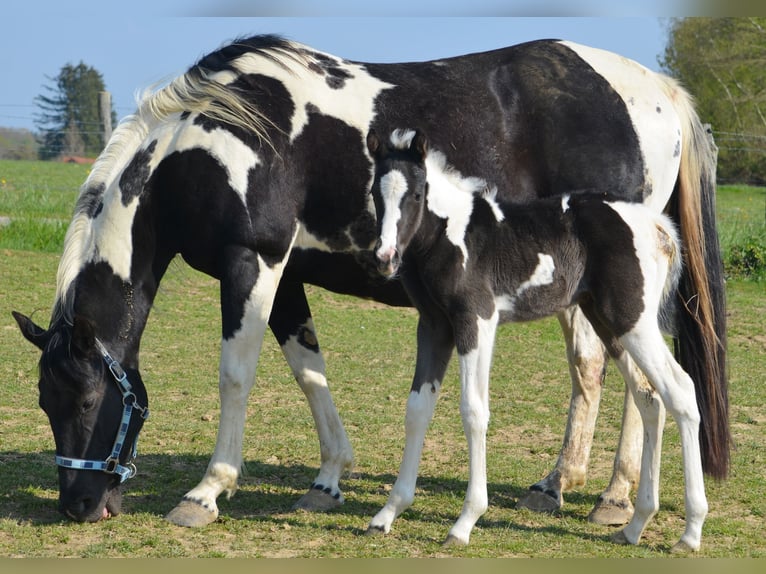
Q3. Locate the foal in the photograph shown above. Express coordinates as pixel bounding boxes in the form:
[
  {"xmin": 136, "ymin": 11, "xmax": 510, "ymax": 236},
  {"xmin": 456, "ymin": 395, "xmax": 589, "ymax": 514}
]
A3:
[{"xmin": 364, "ymin": 128, "xmax": 708, "ymax": 552}]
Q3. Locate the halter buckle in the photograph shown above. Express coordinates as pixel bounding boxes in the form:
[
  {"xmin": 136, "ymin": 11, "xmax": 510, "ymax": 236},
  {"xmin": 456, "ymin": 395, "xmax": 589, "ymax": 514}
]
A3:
[{"xmin": 105, "ymin": 457, "xmax": 119, "ymax": 474}]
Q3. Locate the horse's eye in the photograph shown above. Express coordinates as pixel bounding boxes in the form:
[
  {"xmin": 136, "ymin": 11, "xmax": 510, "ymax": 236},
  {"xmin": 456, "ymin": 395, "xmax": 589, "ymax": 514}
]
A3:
[
  {"xmin": 413, "ymin": 191, "xmax": 423, "ymax": 202},
  {"xmin": 81, "ymin": 397, "xmax": 97, "ymax": 413}
]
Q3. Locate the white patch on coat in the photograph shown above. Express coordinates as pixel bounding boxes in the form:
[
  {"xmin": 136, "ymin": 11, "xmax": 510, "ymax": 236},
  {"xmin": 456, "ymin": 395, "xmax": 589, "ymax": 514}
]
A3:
[
  {"xmin": 561, "ymin": 194, "xmax": 571, "ymax": 213},
  {"xmin": 424, "ymin": 151, "xmax": 488, "ymax": 267},
  {"xmin": 145, "ymin": 114, "xmax": 260, "ymax": 207},
  {"xmin": 558, "ymin": 41, "xmax": 682, "ymax": 211},
  {"xmin": 389, "ymin": 129, "xmax": 417, "ymax": 149},
  {"xmin": 494, "ymin": 253, "xmax": 556, "ymax": 315},
  {"xmin": 232, "ymin": 47, "xmax": 394, "ymax": 142},
  {"xmin": 482, "ymin": 186, "xmax": 505, "ymax": 222},
  {"xmin": 604, "ymin": 201, "xmax": 681, "ymax": 315}
]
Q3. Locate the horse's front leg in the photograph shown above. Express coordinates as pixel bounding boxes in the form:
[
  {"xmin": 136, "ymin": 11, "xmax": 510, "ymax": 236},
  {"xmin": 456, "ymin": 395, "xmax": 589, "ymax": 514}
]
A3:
[
  {"xmin": 269, "ymin": 280, "xmax": 353, "ymax": 511},
  {"xmin": 367, "ymin": 311, "xmax": 454, "ymax": 536},
  {"xmin": 444, "ymin": 310, "xmax": 497, "ymax": 546},
  {"xmin": 166, "ymin": 246, "xmax": 288, "ymax": 527}
]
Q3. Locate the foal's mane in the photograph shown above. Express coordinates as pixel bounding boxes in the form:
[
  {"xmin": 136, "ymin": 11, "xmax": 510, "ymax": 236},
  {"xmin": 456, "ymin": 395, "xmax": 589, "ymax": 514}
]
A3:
[{"xmin": 52, "ymin": 35, "xmax": 313, "ymax": 326}]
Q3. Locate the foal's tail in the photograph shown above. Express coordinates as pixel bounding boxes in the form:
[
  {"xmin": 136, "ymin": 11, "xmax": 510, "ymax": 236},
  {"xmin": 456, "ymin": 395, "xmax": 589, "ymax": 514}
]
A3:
[{"xmin": 662, "ymin": 76, "xmax": 731, "ymax": 480}]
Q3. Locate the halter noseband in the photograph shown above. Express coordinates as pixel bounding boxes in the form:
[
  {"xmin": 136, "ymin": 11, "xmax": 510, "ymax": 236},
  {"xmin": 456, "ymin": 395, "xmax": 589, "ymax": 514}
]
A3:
[{"xmin": 55, "ymin": 339, "xmax": 149, "ymax": 483}]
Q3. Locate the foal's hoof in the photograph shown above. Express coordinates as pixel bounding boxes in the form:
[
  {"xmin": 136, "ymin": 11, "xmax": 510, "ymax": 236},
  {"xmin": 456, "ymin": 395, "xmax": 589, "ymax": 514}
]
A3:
[
  {"xmin": 670, "ymin": 540, "xmax": 697, "ymax": 554},
  {"xmin": 443, "ymin": 534, "xmax": 468, "ymax": 547},
  {"xmin": 610, "ymin": 530, "xmax": 634, "ymax": 546},
  {"xmin": 587, "ymin": 497, "xmax": 634, "ymax": 526},
  {"xmin": 516, "ymin": 488, "xmax": 561, "ymax": 513},
  {"xmin": 292, "ymin": 486, "xmax": 343, "ymax": 512},
  {"xmin": 165, "ymin": 499, "xmax": 218, "ymax": 527},
  {"xmin": 365, "ymin": 524, "xmax": 386, "ymax": 536}
]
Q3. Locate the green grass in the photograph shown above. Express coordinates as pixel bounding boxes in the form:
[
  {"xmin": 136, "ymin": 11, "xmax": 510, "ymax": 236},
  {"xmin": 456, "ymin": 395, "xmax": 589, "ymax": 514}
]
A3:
[
  {"xmin": 716, "ymin": 185, "xmax": 766, "ymax": 281},
  {"xmin": 0, "ymin": 161, "xmax": 764, "ymax": 557}
]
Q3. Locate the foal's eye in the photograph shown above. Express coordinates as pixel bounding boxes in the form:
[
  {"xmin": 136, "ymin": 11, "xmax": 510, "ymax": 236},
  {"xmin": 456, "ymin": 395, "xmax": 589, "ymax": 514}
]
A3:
[{"xmin": 413, "ymin": 191, "xmax": 423, "ymax": 202}]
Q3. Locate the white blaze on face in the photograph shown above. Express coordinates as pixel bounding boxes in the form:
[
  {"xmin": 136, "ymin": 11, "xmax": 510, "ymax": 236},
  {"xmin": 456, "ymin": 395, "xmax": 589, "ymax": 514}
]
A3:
[{"xmin": 376, "ymin": 168, "xmax": 408, "ymax": 259}]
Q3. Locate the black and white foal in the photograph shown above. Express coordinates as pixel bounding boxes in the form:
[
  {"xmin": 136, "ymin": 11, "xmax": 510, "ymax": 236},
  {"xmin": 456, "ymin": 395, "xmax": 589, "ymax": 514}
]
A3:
[{"xmin": 364, "ymin": 129, "xmax": 708, "ymax": 552}]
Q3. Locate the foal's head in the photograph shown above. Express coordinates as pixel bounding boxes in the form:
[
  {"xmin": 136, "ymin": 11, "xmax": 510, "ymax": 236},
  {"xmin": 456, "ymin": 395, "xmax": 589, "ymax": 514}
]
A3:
[{"xmin": 366, "ymin": 129, "xmax": 428, "ymax": 277}]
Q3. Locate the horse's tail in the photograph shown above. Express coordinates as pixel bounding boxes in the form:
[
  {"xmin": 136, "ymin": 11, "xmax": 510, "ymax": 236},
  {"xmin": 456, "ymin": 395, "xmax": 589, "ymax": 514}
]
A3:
[{"xmin": 662, "ymin": 76, "xmax": 731, "ymax": 479}]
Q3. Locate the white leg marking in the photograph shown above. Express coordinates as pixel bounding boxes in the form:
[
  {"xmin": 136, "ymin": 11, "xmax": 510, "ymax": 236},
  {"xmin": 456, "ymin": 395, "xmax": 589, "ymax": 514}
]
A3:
[
  {"xmin": 618, "ymin": 323, "xmax": 707, "ymax": 550},
  {"xmin": 369, "ymin": 382, "xmax": 441, "ymax": 533},
  {"xmin": 181, "ymin": 244, "xmax": 295, "ymax": 516},
  {"xmin": 446, "ymin": 311, "xmax": 497, "ymax": 545},
  {"xmin": 281, "ymin": 322, "xmax": 354, "ymax": 500},
  {"xmin": 553, "ymin": 307, "xmax": 606, "ymax": 491}
]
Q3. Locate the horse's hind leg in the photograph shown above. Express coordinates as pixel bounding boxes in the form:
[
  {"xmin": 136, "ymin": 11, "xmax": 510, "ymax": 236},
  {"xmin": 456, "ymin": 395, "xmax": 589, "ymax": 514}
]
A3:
[
  {"xmin": 269, "ymin": 281, "xmax": 353, "ymax": 511},
  {"xmin": 166, "ymin": 247, "xmax": 288, "ymax": 527},
  {"xmin": 613, "ymin": 327, "xmax": 707, "ymax": 551},
  {"xmin": 518, "ymin": 305, "xmax": 640, "ymax": 525}
]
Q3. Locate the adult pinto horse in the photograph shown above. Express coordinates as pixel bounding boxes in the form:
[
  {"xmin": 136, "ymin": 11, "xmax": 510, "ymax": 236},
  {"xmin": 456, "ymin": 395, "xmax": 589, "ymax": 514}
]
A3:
[
  {"xmin": 13, "ymin": 35, "xmax": 727, "ymax": 527},
  {"xmin": 364, "ymin": 128, "xmax": 726, "ymax": 551}
]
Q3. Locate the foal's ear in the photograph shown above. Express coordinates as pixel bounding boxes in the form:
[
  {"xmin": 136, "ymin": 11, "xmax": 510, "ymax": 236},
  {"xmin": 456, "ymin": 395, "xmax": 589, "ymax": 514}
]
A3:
[
  {"xmin": 366, "ymin": 129, "xmax": 381, "ymax": 155},
  {"xmin": 71, "ymin": 315, "xmax": 97, "ymax": 357},
  {"xmin": 411, "ymin": 130, "xmax": 428, "ymax": 160},
  {"xmin": 12, "ymin": 311, "xmax": 50, "ymax": 351}
]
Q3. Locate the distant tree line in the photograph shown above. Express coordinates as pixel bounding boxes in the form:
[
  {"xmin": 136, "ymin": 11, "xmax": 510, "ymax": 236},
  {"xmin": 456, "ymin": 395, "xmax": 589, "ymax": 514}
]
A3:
[
  {"xmin": 661, "ymin": 17, "xmax": 766, "ymax": 184},
  {"xmin": 0, "ymin": 128, "xmax": 37, "ymax": 160}
]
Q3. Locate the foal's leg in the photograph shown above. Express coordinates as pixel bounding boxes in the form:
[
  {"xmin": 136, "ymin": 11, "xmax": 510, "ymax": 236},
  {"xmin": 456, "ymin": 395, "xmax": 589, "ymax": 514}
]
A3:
[
  {"xmin": 367, "ymin": 313, "xmax": 454, "ymax": 536},
  {"xmin": 445, "ymin": 311, "xmax": 498, "ymax": 546},
  {"xmin": 166, "ymin": 247, "xmax": 288, "ymax": 527},
  {"xmin": 613, "ymin": 327, "xmax": 707, "ymax": 552},
  {"xmin": 269, "ymin": 282, "xmax": 353, "ymax": 511}
]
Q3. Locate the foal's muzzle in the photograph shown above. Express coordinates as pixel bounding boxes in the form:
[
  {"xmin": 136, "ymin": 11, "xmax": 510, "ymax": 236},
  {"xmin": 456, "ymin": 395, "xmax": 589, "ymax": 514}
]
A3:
[{"xmin": 375, "ymin": 241, "xmax": 401, "ymax": 277}]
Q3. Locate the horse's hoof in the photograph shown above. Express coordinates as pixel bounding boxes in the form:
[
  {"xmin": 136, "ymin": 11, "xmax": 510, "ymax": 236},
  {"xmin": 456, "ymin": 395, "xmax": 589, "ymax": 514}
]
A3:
[
  {"xmin": 443, "ymin": 534, "xmax": 468, "ymax": 547},
  {"xmin": 292, "ymin": 487, "xmax": 343, "ymax": 512},
  {"xmin": 610, "ymin": 530, "xmax": 633, "ymax": 546},
  {"xmin": 516, "ymin": 489, "xmax": 561, "ymax": 513},
  {"xmin": 670, "ymin": 540, "xmax": 697, "ymax": 554},
  {"xmin": 165, "ymin": 499, "xmax": 218, "ymax": 527},
  {"xmin": 587, "ymin": 498, "xmax": 634, "ymax": 526},
  {"xmin": 365, "ymin": 524, "xmax": 386, "ymax": 536}
]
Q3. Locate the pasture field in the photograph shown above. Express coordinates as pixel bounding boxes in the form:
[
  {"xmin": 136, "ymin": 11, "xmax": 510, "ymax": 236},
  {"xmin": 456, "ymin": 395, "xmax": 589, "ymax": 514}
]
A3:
[{"xmin": 0, "ymin": 161, "xmax": 764, "ymax": 557}]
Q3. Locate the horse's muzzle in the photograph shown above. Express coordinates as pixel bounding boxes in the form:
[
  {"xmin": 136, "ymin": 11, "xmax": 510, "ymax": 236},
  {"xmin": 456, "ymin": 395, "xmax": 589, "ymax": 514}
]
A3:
[{"xmin": 375, "ymin": 245, "xmax": 401, "ymax": 277}]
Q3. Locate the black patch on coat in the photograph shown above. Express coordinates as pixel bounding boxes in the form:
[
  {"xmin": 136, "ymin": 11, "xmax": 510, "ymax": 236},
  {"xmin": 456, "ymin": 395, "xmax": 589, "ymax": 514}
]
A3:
[
  {"xmin": 78, "ymin": 183, "xmax": 105, "ymax": 218},
  {"xmin": 119, "ymin": 140, "xmax": 157, "ymax": 206},
  {"xmin": 367, "ymin": 40, "xmax": 646, "ymax": 203}
]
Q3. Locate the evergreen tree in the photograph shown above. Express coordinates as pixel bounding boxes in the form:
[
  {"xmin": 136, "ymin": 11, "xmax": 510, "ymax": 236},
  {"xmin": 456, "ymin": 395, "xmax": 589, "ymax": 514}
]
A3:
[{"xmin": 34, "ymin": 61, "xmax": 116, "ymax": 160}]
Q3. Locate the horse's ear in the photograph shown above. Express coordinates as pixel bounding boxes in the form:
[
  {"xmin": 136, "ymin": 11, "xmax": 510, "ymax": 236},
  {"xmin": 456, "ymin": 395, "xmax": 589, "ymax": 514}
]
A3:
[
  {"xmin": 71, "ymin": 315, "xmax": 97, "ymax": 356},
  {"xmin": 412, "ymin": 130, "xmax": 428, "ymax": 160},
  {"xmin": 366, "ymin": 129, "xmax": 380, "ymax": 156},
  {"xmin": 12, "ymin": 311, "xmax": 51, "ymax": 351}
]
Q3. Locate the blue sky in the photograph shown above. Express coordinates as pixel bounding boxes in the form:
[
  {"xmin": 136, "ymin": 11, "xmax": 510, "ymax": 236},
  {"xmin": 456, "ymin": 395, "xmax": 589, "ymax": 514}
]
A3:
[{"xmin": 0, "ymin": 2, "xmax": 704, "ymax": 132}]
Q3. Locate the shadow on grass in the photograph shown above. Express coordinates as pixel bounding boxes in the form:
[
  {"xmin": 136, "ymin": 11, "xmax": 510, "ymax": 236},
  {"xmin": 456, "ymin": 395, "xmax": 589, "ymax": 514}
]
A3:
[{"xmin": 1, "ymin": 449, "xmax": 616, "ymax": 546}]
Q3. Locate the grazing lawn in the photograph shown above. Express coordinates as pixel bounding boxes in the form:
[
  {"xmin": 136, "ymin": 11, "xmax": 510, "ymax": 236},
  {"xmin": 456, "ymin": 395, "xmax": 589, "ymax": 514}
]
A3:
[{"xmin": 0, "ymin": 161, "xmax": 764, "ymax": 557}]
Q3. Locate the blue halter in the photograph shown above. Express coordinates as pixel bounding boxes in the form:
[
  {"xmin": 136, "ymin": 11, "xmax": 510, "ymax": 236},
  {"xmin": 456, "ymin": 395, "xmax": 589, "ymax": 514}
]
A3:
[{"xmin": 55, "ymin": 340, "xmax": 149, "ymax": 483}]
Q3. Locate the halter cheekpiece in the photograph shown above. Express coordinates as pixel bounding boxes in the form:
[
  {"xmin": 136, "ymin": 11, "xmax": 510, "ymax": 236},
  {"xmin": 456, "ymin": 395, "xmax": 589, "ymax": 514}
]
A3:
[{"xmin": 55, "ymin": 339, "xmax": 149, "ymax": 483}]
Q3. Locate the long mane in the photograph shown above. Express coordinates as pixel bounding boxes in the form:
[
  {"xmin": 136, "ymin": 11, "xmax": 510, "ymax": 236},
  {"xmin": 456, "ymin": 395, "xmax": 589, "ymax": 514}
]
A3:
[{"xmin": 51, "ymin": 35, "xmax": 312, "ymax": 325}]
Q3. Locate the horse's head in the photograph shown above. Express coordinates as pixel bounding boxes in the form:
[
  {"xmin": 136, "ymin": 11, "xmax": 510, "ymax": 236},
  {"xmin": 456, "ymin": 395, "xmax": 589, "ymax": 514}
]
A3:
[
  {"xmin": 12, "ymin": 311, "xmax": 149, "ymax": 522},
  {"xmin": 366, "ymin": 128, "xmax": 429, "ymax": 277}
]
